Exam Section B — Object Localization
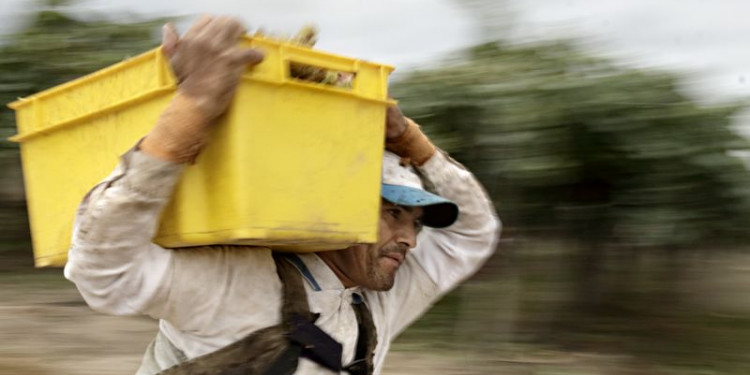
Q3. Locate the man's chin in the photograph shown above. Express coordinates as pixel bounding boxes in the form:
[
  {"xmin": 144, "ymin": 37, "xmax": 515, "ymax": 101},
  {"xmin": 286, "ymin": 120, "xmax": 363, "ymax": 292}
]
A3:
[
  {"xmin": 364, "ymin": 273, "xmax": 396, "ymax": 291},
  {"xmin": 369, "ymin": 282, "xmax": 395, "ymax": 292}
]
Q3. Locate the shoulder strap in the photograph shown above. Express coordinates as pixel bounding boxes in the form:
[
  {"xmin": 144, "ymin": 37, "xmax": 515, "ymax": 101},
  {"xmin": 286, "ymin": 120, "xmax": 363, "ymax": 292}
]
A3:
[
  {"xmin": 156, "ymin": 252, "xmax": 368, "ymax": 375},
  {"xmin": 276, "ymin": 254, "xmax": 378, "ymax": 375},
  {"xmin": 272, "ymin": 252, "xmax": 316, "ymax": 326},
  {"xmin": 268, "ymin": 253, "xmax": 344, "ymax": 374},
  {"xmin": 343, "ymin": 293, "xmax": 378, "ymax": 375},
  {"xmin": 254, "ymin": 253, "xmax": 317, "ymax": 375}
]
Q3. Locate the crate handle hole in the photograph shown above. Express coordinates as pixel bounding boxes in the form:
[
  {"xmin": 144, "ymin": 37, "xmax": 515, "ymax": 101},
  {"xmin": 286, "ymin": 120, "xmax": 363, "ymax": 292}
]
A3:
[{"xmin": 288, "ymin": 61, "xmax": 355, "ymax": 89}]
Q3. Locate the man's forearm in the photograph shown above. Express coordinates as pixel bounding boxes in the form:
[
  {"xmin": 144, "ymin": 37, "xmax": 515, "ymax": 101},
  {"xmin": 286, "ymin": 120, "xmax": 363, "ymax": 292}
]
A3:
[
  {"xmin": 64, "ymin": 148, "xmax": 183, "ymax": 316},
  {"xmin": 376, "ymin": 120, "xmax": 501, "ymax": 340},
  {"xmin": 401, "ymin": 120, "xmax": 501, "ymax": 293},
  {"xmin": 385, "ymin": 118, "xmax": 436, "ymax": 166},
  {"xmin": 140, "ymin": 93, "xmax": 212, "ymax": 163}
]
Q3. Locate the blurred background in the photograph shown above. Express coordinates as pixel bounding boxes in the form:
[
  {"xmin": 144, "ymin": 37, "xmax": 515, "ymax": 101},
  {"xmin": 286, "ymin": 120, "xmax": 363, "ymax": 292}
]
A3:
[{"xmin": 3, "ymin": 0, "xmax": 750, "ymax": 374}]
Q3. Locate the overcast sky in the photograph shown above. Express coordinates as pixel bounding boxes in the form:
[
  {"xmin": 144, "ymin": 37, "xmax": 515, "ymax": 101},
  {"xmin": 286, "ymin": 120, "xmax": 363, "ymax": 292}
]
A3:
[
  {"xmin": 2, "ymin": 0, "xmax": 749, "ymax": 106},
  {"xmin": 510, "ymin": 0, "xmax": 750, "ymax": 104}
]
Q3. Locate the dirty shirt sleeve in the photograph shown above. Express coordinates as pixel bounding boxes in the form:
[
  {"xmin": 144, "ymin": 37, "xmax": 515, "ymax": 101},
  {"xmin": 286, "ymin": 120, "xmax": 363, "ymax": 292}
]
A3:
[
  {"xmin": 371, "ymin": 150, "xmax": 502, "ymax": 342},
  {"xmin": 64, "ymin": 147, "xmax": 184, "ymax": 318}
]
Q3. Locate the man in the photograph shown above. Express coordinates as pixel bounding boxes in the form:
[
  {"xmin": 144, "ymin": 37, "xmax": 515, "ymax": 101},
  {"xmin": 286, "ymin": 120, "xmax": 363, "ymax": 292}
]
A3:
[{"xmin": 64, "ymin": 16, "xmax": 500, "ymax": 375}]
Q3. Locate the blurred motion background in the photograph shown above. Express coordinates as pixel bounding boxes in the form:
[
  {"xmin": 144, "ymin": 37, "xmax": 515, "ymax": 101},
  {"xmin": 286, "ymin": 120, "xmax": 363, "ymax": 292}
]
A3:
[{"xmin": 3, "ymin": 0, "xmax": 750, "ymax": 374}]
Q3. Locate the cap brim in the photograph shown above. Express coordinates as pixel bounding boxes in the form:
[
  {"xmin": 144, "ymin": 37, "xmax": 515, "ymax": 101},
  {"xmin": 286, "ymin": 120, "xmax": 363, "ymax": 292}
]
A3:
[{"xmin": 381, "ymin": 184, "xmax": 459, "ymax": 228}]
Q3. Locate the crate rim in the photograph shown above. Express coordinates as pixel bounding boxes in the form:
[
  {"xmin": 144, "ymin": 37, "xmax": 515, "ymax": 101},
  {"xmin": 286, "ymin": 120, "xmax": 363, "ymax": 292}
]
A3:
[
  {"xmin": 7, "ymin": 35, "xmax": 397, "ymax": 143},
  {"xmin": 7, "ymin": 35, "xmax": 396, "ymax": 109}
]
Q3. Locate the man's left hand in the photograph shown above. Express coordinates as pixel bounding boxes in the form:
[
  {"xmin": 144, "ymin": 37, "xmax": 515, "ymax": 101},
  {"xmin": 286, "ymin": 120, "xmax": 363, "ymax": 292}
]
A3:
[{"xmin": 385, "ymin": 104, "xmax": 409, "ymax": 140}]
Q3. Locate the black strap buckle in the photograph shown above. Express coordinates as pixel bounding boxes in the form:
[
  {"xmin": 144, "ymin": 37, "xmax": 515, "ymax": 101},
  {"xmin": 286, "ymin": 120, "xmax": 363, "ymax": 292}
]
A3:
[{"xmin": 288, "ymin": 314, "xmax": 343, "ymax": 372}]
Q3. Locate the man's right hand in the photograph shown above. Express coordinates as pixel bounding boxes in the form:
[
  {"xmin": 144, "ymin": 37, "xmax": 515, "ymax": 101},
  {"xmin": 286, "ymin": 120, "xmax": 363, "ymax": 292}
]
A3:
[
  {"xmin": 140, "ymin": 16, "xmax": 264, "ymax": 163},
  {"xmin": 162, "ymin": 16, "xmax": 264, "ymax": 120}
]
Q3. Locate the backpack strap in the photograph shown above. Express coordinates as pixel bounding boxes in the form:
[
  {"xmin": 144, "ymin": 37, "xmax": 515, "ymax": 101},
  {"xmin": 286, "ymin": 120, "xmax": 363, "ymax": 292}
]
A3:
[
  {"xmin": 274, "ymin": 254, "xmax": 378, "ymax": 375},
  {"xmin": 266, "ymin": 253, "xmax": 344, "ymax": 374},
  {"xmin": 343, "ymin": 293, "xmax": 378, "ymax": 375},
  {"xmin": 272, "ymin": 252, "xmax": 317, "ymax": 325},
  {"xmin": 155, "ymin": 252, "xmax": 374, "ymax": 375}
]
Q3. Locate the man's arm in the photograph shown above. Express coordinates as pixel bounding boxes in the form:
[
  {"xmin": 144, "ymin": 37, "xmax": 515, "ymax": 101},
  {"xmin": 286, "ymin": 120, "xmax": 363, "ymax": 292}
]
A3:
[
  {"xmin": 64, "ymin": 147, "xmax": 183, "ymax": 316},
  {"xmin": 412, "ymin": 148, "xmax": 500, "ymax": 291},
  {"xmin": 373, "ymin": 115, "xmax": 501, "ymax": 339},
  {"xmin": 64, "ymin": 16, "xmax": 264, "ymax": 317}
]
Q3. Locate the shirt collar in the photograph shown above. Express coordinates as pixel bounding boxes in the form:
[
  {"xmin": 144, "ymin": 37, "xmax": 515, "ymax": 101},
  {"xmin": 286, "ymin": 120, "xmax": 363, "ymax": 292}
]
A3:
[{"xmin": 293, "ymin": 253, "xmax": 354, "ymax": 292}]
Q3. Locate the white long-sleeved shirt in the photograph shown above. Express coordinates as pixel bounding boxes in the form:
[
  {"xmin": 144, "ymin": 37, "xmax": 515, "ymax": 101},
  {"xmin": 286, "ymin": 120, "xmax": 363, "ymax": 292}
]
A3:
[{"xmin": 64, "ymin": 147, "xmax": 500, "ymax": 375}]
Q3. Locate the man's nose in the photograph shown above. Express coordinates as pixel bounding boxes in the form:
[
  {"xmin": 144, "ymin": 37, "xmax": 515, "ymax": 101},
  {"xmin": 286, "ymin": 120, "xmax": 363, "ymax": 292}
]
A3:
[{"xmin": 395, "ymin": 225, "xmax": 418, "ymax": 249}]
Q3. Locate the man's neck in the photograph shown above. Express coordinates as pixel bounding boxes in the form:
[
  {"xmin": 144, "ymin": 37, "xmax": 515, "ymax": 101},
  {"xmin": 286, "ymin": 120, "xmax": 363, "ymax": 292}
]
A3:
[{"xmin": 315, "ymin": 251, "xmax": 357, "ymax": 288}]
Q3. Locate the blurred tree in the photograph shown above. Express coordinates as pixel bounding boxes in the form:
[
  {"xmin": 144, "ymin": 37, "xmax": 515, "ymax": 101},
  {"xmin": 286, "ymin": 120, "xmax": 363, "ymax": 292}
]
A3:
[
  {"xmin": 378, "ymin": 0, "xmax": 750, "ymax": 360},
  {"xmin": 393, "ymin": 40, "xmax": 750, "ymax": 249},
  {"xmin": 392, "ymin": 41, "xmax": 750, "ymax": 324},
  {"xmin": 0, "ymin": 0, "xmax": 168, "ymax": 262},
  {"xmin": 416, "ymin": 3, "xmax": 750, "ymax": 356}
]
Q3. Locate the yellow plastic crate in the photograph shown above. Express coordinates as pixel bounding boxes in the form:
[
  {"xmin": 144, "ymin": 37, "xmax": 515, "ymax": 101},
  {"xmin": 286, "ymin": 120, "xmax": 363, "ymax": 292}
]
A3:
[{"xmin": 9, "ymin": 36, "xmax": 394, "ymax": 267}]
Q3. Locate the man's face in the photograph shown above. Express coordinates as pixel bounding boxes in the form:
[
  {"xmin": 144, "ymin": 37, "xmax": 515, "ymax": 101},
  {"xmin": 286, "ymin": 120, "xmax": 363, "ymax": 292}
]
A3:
[{"xmin": 319, "ymin": 199, "xmax": 423, "ymax": 291}]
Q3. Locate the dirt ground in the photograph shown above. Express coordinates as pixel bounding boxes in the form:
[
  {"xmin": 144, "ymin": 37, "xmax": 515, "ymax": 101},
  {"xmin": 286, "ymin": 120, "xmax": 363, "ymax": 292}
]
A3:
[
  {"xmin": 1, "ymin": 279, "xmax": 485, "ymax": 375},
  {"xmin": 1, "ymin": 279, "xmax": 477, "ymax": 375},
  {"xmin": 0, "ymin": 271, "xmax": 664, "ymax": 375}
]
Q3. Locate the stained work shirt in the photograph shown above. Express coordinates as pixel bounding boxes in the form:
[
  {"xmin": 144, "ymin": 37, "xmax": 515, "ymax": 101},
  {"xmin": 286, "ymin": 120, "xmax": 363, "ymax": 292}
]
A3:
[{"xmin": 64, "ymin": 148, "xmax": 501, "ymax": 374}]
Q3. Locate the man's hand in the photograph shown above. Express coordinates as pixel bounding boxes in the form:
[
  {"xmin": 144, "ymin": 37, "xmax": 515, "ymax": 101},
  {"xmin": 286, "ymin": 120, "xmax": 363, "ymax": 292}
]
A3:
[
  {"xmin": 385, "ymin": 104, "xmax": 409, "ymax": 140},
  {"xmin": 384, "ymin": 101, "xmax": 436, "ymax": 166},
  {"xmin": 141, "ymin": 16, "xmax": 263, "ymax": 163},
  {"xmin": 162, "ymin": 16, "xmax": 264, "ymax": 120}
]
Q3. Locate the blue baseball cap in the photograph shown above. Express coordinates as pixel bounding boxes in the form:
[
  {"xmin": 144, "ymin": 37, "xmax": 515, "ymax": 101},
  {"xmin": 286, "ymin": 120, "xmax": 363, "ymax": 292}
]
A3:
[{"xmin": 381, "ymin": 151, "xmax": 459, "ymax": 228}]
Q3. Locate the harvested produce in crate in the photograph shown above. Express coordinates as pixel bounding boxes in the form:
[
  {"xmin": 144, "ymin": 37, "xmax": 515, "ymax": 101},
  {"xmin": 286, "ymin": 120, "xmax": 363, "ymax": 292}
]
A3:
[{"xmin": 257, "ymin": 25, "xmax": 353, "ymax": 88}]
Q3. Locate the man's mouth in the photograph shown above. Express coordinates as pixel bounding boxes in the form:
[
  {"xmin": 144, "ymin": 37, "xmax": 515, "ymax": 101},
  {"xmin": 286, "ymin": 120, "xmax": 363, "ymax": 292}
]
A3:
[{"xmin": 382, "ymin": 252, "xmax": 404, "ymax": 267}]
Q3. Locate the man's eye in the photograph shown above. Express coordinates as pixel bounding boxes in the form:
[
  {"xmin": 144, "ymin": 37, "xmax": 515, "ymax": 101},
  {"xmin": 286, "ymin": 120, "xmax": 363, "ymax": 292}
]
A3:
[
  {"xmin": 387, "ymin": 208, "xmax": 401, "ymax": 219},
  {"xmin": 414, "ymin": 219, "xmax": 424, "ymax": 232}
]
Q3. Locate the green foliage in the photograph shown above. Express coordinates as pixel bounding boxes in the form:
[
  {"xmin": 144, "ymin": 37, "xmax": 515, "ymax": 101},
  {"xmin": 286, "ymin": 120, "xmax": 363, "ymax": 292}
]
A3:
[
  {"xmin": 0, "ymin": 5, "xmax": 168, "ymax": 150},
  {"xmin": 393, "ymin": 41, "xmax": 750, "ymax": 248},
  {"xmin": 0, "ymin": 4, "xmax": 169, "ymax": 253}
]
